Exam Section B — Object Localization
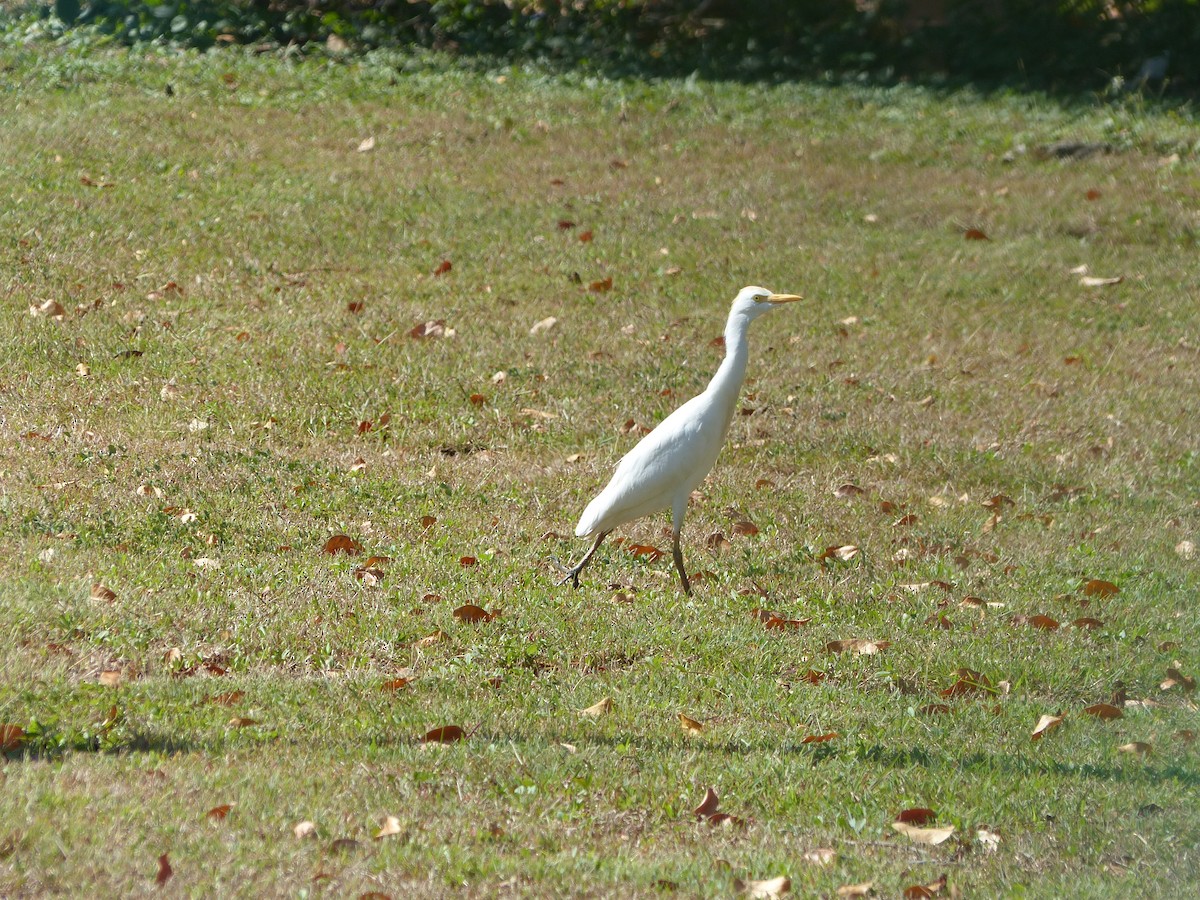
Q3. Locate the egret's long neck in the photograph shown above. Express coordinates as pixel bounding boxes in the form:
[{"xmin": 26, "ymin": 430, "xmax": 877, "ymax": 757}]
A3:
[{"xmin": 705, "ymin": 308, "xmax": 753, "ymax": 411}]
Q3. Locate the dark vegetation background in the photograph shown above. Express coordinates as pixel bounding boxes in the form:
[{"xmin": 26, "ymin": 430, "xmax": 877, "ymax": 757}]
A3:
[{"xmin": 30, "ymin": 0, "xmax": 1200, "ymax": 93}]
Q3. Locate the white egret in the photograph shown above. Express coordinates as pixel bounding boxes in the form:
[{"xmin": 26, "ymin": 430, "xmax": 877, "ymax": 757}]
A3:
[{"xmin": 557, "ymin": 285, "xmax": 802, "ymax": 594}]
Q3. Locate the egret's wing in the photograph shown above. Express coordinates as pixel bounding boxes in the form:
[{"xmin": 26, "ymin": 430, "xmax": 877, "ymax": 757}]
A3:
[{"xmin": 575, "ymin": 394, "xmax": 729, "ymax": 537}]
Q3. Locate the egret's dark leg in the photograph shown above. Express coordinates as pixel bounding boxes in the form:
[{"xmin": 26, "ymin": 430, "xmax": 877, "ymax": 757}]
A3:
[
  {"xmin": 671, "ymin": 524, "xmax": 692, "ymax": 596},
  {"xmin": 555, "ymin": 530, "xmax": 610, "ymax": 589}
]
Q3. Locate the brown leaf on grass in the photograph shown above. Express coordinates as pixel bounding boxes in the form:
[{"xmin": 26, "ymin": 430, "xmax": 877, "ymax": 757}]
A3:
[
  {"xmin": 205, "ymin": 804, "xmax": 233, "ymax": 822},
  {"xmin": 579, "ymin": 230, "xmax": 594, "ymax": 243},
  {"xmin": 896, "ymin": 808, "xmax": 937, "ymax": 826},
  {"xmin": 734, "ymin": 875, "xmax": 791, "ymax": 898},
  {"xmin": 453, "ymin": 604, "xmax": 497, "ymax": 624},
  {"xmin": 422, "ymin": 725, "xmax": 464, "ymax": 744},
  {"xmin": 921, "ymin": 703, "xmax": 952, "ymax": 715},
  {"xmin": 826, "ymin": 639, "xmax": 889, "ymax": 655},
  {"xmin": 626, "ymin": 543, "xmax": 664, "ymax": 560},
  {"xmin": 228, "ymin": 716, "xmax": 257, "ymax": 728},
  {"xmin": 353, "ymin": 566, "xmax": 384, "ymax": 585},
  {"xmin": 1073, "ymin": 617, "xmax": 1105, "ymax": 630},
  {"xmin": 459, "ymin": 556, "xmax": 477, "ymax": 567},
  {"xmin": 581, "ymin": 697, "xmax": 613, "ymax": 717},
  {"xmin": 1083, "ymin": 703, "xmax": 1123, "ymax": 721},
  {"xmin": 964, "ymin": 228, "xmax": 989, "ymax": 240},
  {"xmin": 819, "ymin": 545, "xmax": 860, "ymax": 563},
  {"xmin": 801, "ymin": 732, "xmax": 839, "ymax": 744},
  {"xmin": 1175, "ymin": 729, "xmax": 1196, "ymax": 744},
  {"xmin": 891, "ymin": 822, "xmax": 955, "ymax": 844},
  {"xmin": 432, "ymin": 260, "xmax": 452, "ymax": 276},
  {"xmin": 90, "ymin": 582, "xmax": 117, "ymax": 603},
  {"xmin": 414, "ymin": 630, "xmax": 447, "ymax": 647},
  {"xmin": 800, "ymin": 670, "xmax": 827, "ymax": 685},
  {"xmin": 322, "ymin": 535, "xmax": 363, "ymax": 556},
  {"xmin": 1118, "ymin": 741, "xmax": 1152, "ymax": 756},
  {"xmin": 706, "ymin": 531, "xmax": 732, "ymax": 553},
  {"xmin": 99, "ymin": 670, "xmax": 123, "ymax": 687},
  {"xmin": 207, "ymin": 690, "xmax": 245, "ymax": 706},
  {"xmin": 154, "ymin": 853, "xmax": 173, "ymax": 886},
  {"xmin": 381, "ymin": 678, "xmax": 411, "ymax": 692},
  {"xmin": 679, "ymin": 713, "xmax": 704, "ymax": 735},
  {"xmin": 732, "ymin": 520, "xmax": 759, "ymax": 537},
  {"xmin": 763, "ymin": 614, "xmax": 812, "ymax": 631},
  {"xmin": 1161, "ymin": 666, "xmax": 1196, "ymax": 693},
  {"xmin": 1081, "ymin": 578, "xmax": 1119, "ymax": 597},
  {"xmin": 1086, "ymin": 188, "xmax": 1101, "ymax": 200},
  {"xmin": 375, "ymin": 815, "xmax": 403, "ymax": 838},
  {"xmin": 293, "ymin": 820, "xmax": 317, "ymax": 839},
  {"xmin": 30, "ymin": 299, "xmax": 67, "ymax": 319},
  {"xmin": 619, "ymin": 418, "xmax": 652, "ymax": 436},
  {"xmin": 410, "ymin": 319, "xmax": 452, "ymax": 338},
  {"xmin": 836, "ymin": 883, "xmax": 875, "ymax": 898},
  {"xmin": 1031, "ymin": 713, "xmax": 1064, "ymax": 741},
  {"xmin": 589, "ymin": 277, "xmax": 613, "ymax": 293},
  {"xmin": 557, "ymin": 219, "xmax": 576, "ymax": 230},
  {"xmin": 346, "ymin": 300, "xmax": 365, "ymax": 314},
  {"xmin": 903, "ymin": 874, "xmax": 948, "ymax": 899},
  {"xmin": 693, "ymin": 787, "xmax": 721, "ymax": 819},
  {"xmin": 420, "ymin": 515, "xmax": 437, "ymax": 529},
  {"xmin": 1028, "ymin": 614, "xmax": 1061, "ymax": 631},
  {"xmin": 794, "ymin": 847, "xmax": 833, "ymax": 868},
  {"xmin": 1, "ymin": 725, "xmax": 25, "ymax": 751},
  {"xmin": 834, "ymin": 483, "xmax": 866, "ymax": 498}
]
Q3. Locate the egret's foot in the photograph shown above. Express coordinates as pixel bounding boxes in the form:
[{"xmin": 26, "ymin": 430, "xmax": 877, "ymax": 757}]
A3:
[{"xmin": 549, "ymin": 556, "xmax": 583, "ymax": 589}]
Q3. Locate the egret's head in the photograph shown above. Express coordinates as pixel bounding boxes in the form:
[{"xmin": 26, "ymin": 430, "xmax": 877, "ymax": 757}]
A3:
[{"xmin": 733, "ymin": 285, "xmax": 803, "ymax": 319}]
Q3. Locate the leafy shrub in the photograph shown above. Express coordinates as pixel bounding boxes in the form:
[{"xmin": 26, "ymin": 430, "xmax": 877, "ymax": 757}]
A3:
[{"xmin": 23, "ymin": 0, "xmax": 1200, "ymax": 91}]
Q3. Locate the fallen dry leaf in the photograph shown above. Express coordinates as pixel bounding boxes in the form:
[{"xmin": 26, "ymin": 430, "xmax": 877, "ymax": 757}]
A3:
[
  {"xmin": 1176, "ymin": 539, "xmax": 1196, "ymax": 560},
  {"xmin": 802, "ymin": 847, "xmax": 836, "ymax": 867},
  {"xmin": 976, "ymin": 828, "xmax": 1001, "ymax": 852},
  {"xmin": 1080, "ymin": 275, "xmax": 1123, "ymax": 287},
  {"xmin": 1032, "ymin": 713, "xmax": 1065, "ymax": 741},
  {"xmin": 294, "ymin": 820, "xmax": 317, "ymax": 839},
  {"xmin": 589, "ymin": 277, "xmax": 613, "ymax": 293},
  {"xmin": 693, "ymin": 787, "xmax": 721, "ymax": 819},
  {"xmin": 0, "ymin": 725, "xmax": 25, "ymax": 752},
  {"xmin": 452, "ymin": 604, "xmax": 497, "ymax": 624},
  {"xmin": 414, "ymin": 630, "xmax": 447, "ymax": 647},
  {"xmin": 1118, "ymin": 741, "xmax": 1152, "ymax": 756},
  {"xmin": 322, "ymin": 534, "xmax": 363, "ymax": 556},
  {"xmin": 98, "ymin": 670, "xmax": 123, "ymax": 687},
  {"xmin": 834, "ymin": 483, "xmax": 866, "ymax": 498},
  {"xmin": 903, "ymin": 873, "xmax": 948, "ymax": 899},
  {"xmin": 581, "ymin": 697, "xmax": 614, "ymax": 718},
  {"xmin": 228, "ymin": 716, "xmax": 257, "ymax": 728},
  {"xmin": 964, "ymin": 228, "xmax": 989, "ymax": 240},
  {"xmin": 732, "ymin": 520, "xmax": 759, "ymax": 537},
  {"xmin": 155, "ymin": 853, "xmax": 173, "ymax": 886},
  {"xmin": 422, "ymin": 725, "xmax": 464, "ymax": 744},
  {"xmin": 205, "ymin": 804, "xmax": 233, "ymax": 822},
  {"xmin": 826, "ymin": 639, "xmax": 889, "ymax": 655},
  {"xmin": 819, "ymin": 544, "xmax": 860, "ymax": 563},
  {"xmin": 837, "ymin": 884, "xmax": 875, "ymax": 898},
  {"xmin": 381, "ymin": 677, "xmax": 411, "ymax": 692},
  {"xmin": 356, "ymin": 135, "xmax": 375, "ymax": 153},
  {"xmin": 1083, "ymin": 703, "xmax": 1123, "ymax": 721},
  {"xmin": 90, "ymin": 582, "xmax": 117, "ymax": 603},
  {"xmin": 1081, "ymin": 578, "xmax": 1119, "ymax": 597},
  {"xmin": 1162, "ymin": 666, "xmax": 1196, "ymax": 694},
  {"xmin": 735, "ymin": 876, "xmax": 791, "ymax": 898},
  {"xmin": 891, "ymin": 822, "xmax": 955, "ymax": 845},
  {"xmin": 530, "ymin": 316, "xmax": 558, "ymax": 335},
  {"xmin": 679, "ymin": 713, "xmax": 704, "ymax": 735},
  {"xmin": 1028, "ymin": 614, "xmax": 1061, "ymax": 631},
  {"xmin": 801, "ymin": 732, "xmax": 839, "ymax": 744},
  {"xmin": 375, "ymin": 815, "xmax": 403, "ymax": 838},
  {"xmin": 895, "ymin": 808, "xmax": 937, "ymax": 826}
]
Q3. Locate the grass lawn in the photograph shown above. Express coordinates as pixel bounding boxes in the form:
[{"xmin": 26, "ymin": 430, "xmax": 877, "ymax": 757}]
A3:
[{"xmin": 1, "ymin": 28, "xmax": 1199, "ymax": 898}]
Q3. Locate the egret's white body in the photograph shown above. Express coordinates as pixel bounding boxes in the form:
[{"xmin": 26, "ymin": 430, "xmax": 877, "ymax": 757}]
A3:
[{"xmin": 558, "ymin": 285, "xmax": 802, "ymax": 594}]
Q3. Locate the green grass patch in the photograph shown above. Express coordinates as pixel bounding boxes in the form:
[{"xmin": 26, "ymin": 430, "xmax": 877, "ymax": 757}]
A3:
[{"xmin": 1, "ymin": 38, "xmax": 1198, "ymax": 897}]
